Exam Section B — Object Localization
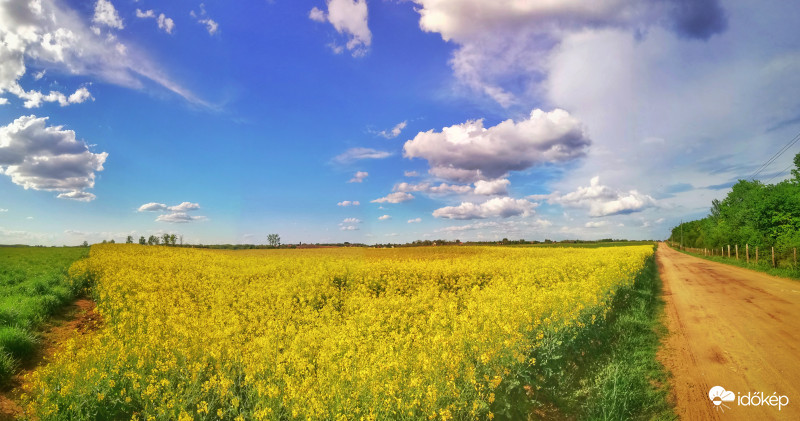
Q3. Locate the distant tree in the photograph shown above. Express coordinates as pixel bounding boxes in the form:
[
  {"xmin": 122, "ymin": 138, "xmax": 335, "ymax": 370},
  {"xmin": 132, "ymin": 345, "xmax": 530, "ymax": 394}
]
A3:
[
  {"xmin": 267, "ymin": 234, "xmax": 281, "ymax": 247},
  {"xmin": 148, "ymin": 235, "xmax": 159, "ymax": 245},
  {"xmin": 162, "ymin": 233, "xmax": 170, "ymax": 246},
  {"xmin": 109, "ymin": 239, "xmax": 115, "ymax": 244},
  {"xmin": 101, "ymin": 239, "xmax": 107, "ymax": 244},
  {"xmin": 169, "ymin": 234, "xmax": 177, "ymax": 246},
  {"xmin": 126, "ymin": 235, "xmax": 133, "ymax": 244},
  {"xmin": 82, "ymin": 240, "xmax": 89, "ymax": 247},
  {"xmin": 139, "ymin": 236, "xmax": 146, "ymax": 245}
]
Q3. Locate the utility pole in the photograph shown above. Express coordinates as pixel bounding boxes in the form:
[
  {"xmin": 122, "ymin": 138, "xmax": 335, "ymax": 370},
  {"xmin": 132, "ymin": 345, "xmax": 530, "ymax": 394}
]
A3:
[{"xmin": 680, "ymin": 220, "xmax": 683, "ymax": 250}]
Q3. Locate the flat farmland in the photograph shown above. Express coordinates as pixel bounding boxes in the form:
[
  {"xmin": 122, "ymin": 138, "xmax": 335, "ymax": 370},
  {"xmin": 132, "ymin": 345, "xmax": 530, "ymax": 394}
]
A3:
[{"xmin": 18, "ymin": 244, "xmax": 668, "ymax": 420}]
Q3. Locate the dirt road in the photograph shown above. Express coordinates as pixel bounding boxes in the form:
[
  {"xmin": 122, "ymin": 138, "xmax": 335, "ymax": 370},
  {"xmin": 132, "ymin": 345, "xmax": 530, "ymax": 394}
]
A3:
[{"xmin": 657, "ymin": 243, "xmax": 800, "ymax": 420}]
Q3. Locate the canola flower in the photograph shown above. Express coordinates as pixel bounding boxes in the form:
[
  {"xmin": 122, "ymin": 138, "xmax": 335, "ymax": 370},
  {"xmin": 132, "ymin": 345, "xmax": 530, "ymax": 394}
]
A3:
[{"xmin": 24, "ymin": 244, "xmax": 652, "ymax": 420}]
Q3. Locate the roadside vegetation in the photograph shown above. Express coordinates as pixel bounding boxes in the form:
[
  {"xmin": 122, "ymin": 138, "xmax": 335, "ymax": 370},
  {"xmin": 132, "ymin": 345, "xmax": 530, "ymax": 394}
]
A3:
[
  {"xmin": 529, "ymin": 247, "xmax": 672, "ymax": 419},
  {"xmin": 0, "ymin": 247, "xmax": 88, "ymax": 385},
  {"xmin": 669, "ymin": 152, "xmax": 800, "ymax": 273}
]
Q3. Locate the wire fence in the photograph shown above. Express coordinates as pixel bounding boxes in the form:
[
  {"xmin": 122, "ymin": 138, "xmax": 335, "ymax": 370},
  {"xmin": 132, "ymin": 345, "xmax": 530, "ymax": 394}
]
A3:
[{"xmin": 668, "ymin": 242, "xmax": 800, "ymax": 270}]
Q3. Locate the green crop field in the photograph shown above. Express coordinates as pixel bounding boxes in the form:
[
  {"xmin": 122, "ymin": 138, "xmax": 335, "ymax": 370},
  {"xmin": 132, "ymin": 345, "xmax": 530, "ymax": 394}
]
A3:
[{"xmin": 0, "ymin": 247, "xmax": 88, "ymax": 384}]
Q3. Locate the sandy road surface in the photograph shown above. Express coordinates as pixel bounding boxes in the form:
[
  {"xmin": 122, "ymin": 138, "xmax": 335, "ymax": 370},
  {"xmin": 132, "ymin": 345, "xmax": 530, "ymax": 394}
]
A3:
[{"xmin": 657, "ymin": 243, "xmax": 800, "ymax": 420}]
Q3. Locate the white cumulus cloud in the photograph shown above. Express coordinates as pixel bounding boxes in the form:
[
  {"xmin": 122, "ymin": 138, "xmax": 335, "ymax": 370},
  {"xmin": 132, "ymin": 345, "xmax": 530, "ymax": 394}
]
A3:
[
  {"xmin": 309, "ymin": 0, "xmax": 372, "ymax": 57},
  {"xmin": 93, "ymin": 0, "xmax": 123, "ymax": 30},
  {"xmin": 371, "ymin": 192, "xmax": 414, "ymax": 204},
  {"xmin": 408, "ymin": 217, "xmax": 422, "ymax": 223},
  {"xmin": 138, "ymin": 202, "xmax": 167, "ymax": 212},
  {"xmin": 545, "ymin": 176, "xmax": 657, "ymax": 217},
  {"xmin": 191, "ymin": 4, "xmax": 219, "ymax": 35},
  {"xmin": 378, "ymin": 214, "xmax": 391, "ymax": 220},
  {"xmin": 337, "ymin": 200, "xmax": 360, "ymax": 206},
  {"xmin": 474, "ymin": 178, "xmax": 510, "ymax": 195},
  {"xmin": 349, "ymin": 171, "xmax": 368, "ymax": 183},
  {"xmin": 432, "ymin": 197, "xmax": 536, "ymax": 220},
  {"xmin": 0, "ymin": 115, "xmax": 107, "ymax": 201},
  {"xmin": 404, "ymin": 109, "xmax": 589, "ymax": 182},
  {"xmin": 378, "ymin": 121, "xmax": 407, "ymax": 139},
  {"xmin": 138, "ymin": 201, "xmax": 205, "ymax": 223},
  {"xmin": 410, "ymin": 0, "xmax": 727, "ymax": 106}
]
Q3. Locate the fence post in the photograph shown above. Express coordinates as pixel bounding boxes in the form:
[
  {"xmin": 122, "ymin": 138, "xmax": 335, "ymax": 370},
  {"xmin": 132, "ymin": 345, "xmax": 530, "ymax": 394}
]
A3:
[
  {"xmin": 772, "ymin": 247, "xmax": 775, "ymax": 268},
  {"xmin": 746, "ymin": 244, "xmax": 749, "ymax": 264},
  {"xmin": 795, "ymin": 248, "xmax": 797, "ymax": 267},
  {"xmin": 756, "ymin": 246, "xmax": 759, "ymax": 264},
  {"xmin": 728, "ymin": 245, "xmax": 730, "ymax": 258},
  {"xmin": 735, "ymin": 244, "xmax": 738, "ymax": 260}
]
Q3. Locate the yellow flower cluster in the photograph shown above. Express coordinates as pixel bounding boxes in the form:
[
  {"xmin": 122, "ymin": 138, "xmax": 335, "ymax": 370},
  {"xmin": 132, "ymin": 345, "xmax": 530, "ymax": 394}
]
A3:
[{"xmin": 25, "ymin": 244, "xmax": 652, "ymax": 420}]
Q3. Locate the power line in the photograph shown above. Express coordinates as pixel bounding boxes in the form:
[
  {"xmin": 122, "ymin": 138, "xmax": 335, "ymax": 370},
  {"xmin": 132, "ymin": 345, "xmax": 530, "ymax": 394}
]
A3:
[
  {"xmin": 750, "ymin": 130, "xmax": 800, "ymax": 180},
  {"xmin": 765, "ymin": 163, "xmax": 795, "ymax": 184}
]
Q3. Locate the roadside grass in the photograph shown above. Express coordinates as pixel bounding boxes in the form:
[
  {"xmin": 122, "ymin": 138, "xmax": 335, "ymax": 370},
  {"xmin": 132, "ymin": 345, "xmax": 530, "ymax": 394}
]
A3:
[
  {"xmin": 669, "ymin": 245, "xmax": 800, "ymax": 281},
  {"xmin": 0, "ymin": 247, "xmax": 88, "ymax": 385},
  {"xmin": 519, "ymin": 250, "xmax": 674, "ymax": 420}
]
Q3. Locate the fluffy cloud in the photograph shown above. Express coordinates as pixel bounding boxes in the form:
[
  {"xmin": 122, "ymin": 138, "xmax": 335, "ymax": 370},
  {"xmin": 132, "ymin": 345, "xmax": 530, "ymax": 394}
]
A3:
[
  {"xmin": 157, "ymin": 14, "xmax": 175, "ymax": 34},
  {"xmin": 191, "ymin": 4, "xmax": 219, "ymax": 35},
  {"xmin": 333, "ymin": 147, "xmax": 392, "ymax": 164},
  {"xmin": 337, "ymin": 200, "xmax": 360, "ymax": 206},
  {"xmin": 408, "ymin": 217, "xmax": 422, "ymax": 223},
  {"xmin": 411, "ymin": 0, "xmax": 727, "ymax": 106},
  {"xmin": 136, "ymin": 9, "xmax": 155, "ymax": 19},
  {"xmin": 371, "ymin": 192, "xmax": 414, "ymax": 204},
  {"xmin": 168, "ymin": 202, "xmax": 200, "ymax": 212},
  {"xmin": 473, "ymin": 178, "xmax": 510, "ymax": 195},
  {"xmin": 10, "ymin": 86, "xmax": 93, "ymax": 109},
  {"xmin": 404, "ymin": 109, "xmax": 589, "ymax": 182},
  {"xmin": 57, "ymin": 191, "xmax": 95, "ymax": 202},
  {"xmin": 432, "ymin": 197, "xmax": 536, "ymax": 220},
  {"xmin": 339, "ymin": 217, "xmax": 361, "ymax": 230},
  {"xmin": 393, "ymin": 182, "xmax": 472, "ymax": 195},
  {"xmin": 0, "ymin": 0, "xmax": 202, "ymax": 105},
  {"xmin": 93, "ymin": 0, "xmax": 123, "ymax": 30},
  {"xmin": 0, "ymin": 115, "xmax": 107, "ymax": 201},
  {"xmin": 585, "ymin": 221, "xmax": 608, "ymax": 228},
  {"xmin": 545, "ymin": 176, "xmax": 656, "ymax": 217},
  {"xmin": 378, "ymin": 121, "xmax": 407, "ymax": 139},
  {"xmin": 404, "ymin": 170, "xmax": 419, "ymax": 177},
  {"xmin": 378, "ymin": 214, "xmax": 391, "ymax": 220},
  {"xmin": 138, "ymin": 202, "xmax": 167, "ymax": 212},
  {"xmin": 349, "ymin": 171, "xmax": 368, "ymax": 183},
  {"xmin": 138, "ymin": 201, "xmax": 205, "ymax": 223},
  {"xmin": 309, "ymin": 0, "xmax": 371, "ymax": 57},
  {"xmin": 136, "ymin": 9, "xmax": 175, "ymax": 34}
]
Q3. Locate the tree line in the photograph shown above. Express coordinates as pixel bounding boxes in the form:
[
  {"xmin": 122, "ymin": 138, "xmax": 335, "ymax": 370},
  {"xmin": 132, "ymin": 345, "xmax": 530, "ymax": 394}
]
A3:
[{"xmin": 669, "ymin": 153, "xmax": 800, "ymax": 251}]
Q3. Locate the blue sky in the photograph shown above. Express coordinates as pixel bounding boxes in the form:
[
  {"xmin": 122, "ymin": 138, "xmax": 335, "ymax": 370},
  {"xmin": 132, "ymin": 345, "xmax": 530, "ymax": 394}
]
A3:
[{"xmin": 1, "ymin": 0, "xmax": 800, "ymax": 245}]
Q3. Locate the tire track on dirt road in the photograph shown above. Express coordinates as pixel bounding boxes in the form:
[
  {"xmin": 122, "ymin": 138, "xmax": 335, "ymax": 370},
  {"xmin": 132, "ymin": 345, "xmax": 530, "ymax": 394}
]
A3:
[{"xmin": 657, "ymin": 243, "xmax": 799, "ymax": 420}]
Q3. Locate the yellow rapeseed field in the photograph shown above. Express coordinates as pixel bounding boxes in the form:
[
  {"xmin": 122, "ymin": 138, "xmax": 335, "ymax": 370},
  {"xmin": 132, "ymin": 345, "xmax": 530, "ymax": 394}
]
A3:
[{"xmin": 23, "ymin": 244, "xmax": 652, "ymax": 420}]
